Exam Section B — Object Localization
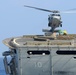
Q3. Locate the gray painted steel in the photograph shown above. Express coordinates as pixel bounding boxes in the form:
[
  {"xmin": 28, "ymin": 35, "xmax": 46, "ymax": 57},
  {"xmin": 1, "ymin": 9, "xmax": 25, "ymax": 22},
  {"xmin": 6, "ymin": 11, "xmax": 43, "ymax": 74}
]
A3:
[{"xmin": 2, "ymin": 35, "xmax": 76, "ymax": 75}]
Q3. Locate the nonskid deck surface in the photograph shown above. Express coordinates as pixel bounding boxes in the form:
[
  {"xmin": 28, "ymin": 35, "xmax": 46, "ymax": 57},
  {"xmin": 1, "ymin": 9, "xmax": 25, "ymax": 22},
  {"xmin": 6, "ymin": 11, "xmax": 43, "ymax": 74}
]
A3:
[{"xmin": 3, "ymin": 34, "xmax": 76, "ymax": 48}]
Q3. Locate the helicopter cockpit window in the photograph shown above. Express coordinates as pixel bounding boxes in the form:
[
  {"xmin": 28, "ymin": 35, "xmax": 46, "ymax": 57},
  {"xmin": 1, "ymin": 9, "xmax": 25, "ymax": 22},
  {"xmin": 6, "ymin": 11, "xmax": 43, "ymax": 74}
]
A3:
[
  {"xmin": 57, "ymin": 14, "xmax": 60, "ymax": 16},
  {"xmin": 27, "ymin": 51, "xmax": 50, "ymax": 55},
  {"xmin": 51, "ymin": 14, "xmax": 60, "ymax": 16},
  {"xmin": 51, "ymin": 14, "xmax": 55, "ymax": 16}
]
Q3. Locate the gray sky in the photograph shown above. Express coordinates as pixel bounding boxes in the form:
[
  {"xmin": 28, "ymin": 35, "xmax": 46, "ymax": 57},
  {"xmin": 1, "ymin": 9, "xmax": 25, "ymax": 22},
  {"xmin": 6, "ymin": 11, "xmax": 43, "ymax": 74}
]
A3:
[{"xmin": 0, "ymin": 0, "xmax": 76, "ymax": 57}]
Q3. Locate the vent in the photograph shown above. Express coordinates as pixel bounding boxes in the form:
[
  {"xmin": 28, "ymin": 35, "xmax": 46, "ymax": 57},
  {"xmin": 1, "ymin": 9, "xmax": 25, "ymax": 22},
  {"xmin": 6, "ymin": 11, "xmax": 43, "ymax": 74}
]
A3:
[
  {"xmin": 56, "ymin": 50, "xmax": 76, "ymax": 55},
  {"xmin": 27, "ymin": 51, "xmax": 50, "ymax": 55}
]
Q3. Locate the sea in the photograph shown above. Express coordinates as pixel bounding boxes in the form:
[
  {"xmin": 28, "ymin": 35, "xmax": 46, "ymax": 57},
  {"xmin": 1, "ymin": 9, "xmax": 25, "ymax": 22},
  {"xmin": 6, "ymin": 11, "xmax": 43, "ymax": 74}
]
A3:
[{"xmin": 0, "ymin": 57, "xmax": 6, "ymax": 75}]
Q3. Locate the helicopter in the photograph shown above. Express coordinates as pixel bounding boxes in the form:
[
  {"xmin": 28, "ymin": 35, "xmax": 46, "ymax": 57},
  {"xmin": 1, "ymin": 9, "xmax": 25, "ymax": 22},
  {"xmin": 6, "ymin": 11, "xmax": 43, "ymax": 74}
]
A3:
[
  {"xmin": 24, "ymin": 5, "xmax": 62, "ymax": 32},
  {"xmin": 24, "ymin": 5, "xmax": 76, "ymax": 34}
]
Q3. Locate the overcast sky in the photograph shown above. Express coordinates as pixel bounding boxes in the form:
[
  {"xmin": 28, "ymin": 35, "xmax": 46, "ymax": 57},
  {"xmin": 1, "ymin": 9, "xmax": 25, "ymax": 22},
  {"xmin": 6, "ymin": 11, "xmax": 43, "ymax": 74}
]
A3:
[{"xmin": 0, "ymin": 0, "xmax": 76, "ymax": 57}]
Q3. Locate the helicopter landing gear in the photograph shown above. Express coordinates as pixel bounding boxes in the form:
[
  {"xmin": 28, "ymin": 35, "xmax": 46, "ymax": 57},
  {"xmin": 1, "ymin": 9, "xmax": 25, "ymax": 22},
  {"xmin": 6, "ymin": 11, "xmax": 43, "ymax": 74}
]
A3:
[
  {"xmin": 60, "ymin": 24, "xmax": 62, "ymax": 27},
  {"xmin": 48, "ymin": 22, "xmax": 52, "ymax": 27}
]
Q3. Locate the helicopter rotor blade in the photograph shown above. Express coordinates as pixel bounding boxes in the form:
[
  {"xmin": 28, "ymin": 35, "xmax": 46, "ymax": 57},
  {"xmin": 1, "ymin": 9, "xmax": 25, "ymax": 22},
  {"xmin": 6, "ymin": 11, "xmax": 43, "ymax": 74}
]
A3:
[
  {"xmin": 60, "ymin": 8, "xmax": 76, "ymax": 13},
  {"xmin": 24, "ymin": 5, "xmax": 59, "ymax": 13},
  {"xmin": 24, "ymin": 5, "xmax": 76, "ymax": 14},
  {"xmin": 60, "ymin": 11, "xmax": 76, "ymax": 14},
  {"xmin": 66, "ymin": 8, "xmax": 76, "ymax": 11}
]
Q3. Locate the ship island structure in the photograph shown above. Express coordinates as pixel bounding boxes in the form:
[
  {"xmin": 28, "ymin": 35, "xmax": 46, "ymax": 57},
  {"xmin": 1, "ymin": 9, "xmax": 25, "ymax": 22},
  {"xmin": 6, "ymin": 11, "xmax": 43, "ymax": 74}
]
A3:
[{"xmin": 2, "ymin": 26, "xmax": 76, "ymax": 75}]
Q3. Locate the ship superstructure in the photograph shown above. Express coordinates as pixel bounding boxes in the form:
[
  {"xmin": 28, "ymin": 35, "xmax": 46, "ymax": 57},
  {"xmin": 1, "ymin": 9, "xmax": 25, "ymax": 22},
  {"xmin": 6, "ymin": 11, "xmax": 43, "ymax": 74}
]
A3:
[{"xmin": 2, "ymin": 33, "xmax": 76, "ymax": 75}]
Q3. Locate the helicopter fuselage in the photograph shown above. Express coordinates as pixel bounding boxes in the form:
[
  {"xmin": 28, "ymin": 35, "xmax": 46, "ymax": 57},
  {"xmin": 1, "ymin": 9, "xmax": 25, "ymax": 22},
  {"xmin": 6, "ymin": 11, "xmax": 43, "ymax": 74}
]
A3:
[{"xmin": 48, "ymin": 14, "xmax": 62, "ymax": 31}]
